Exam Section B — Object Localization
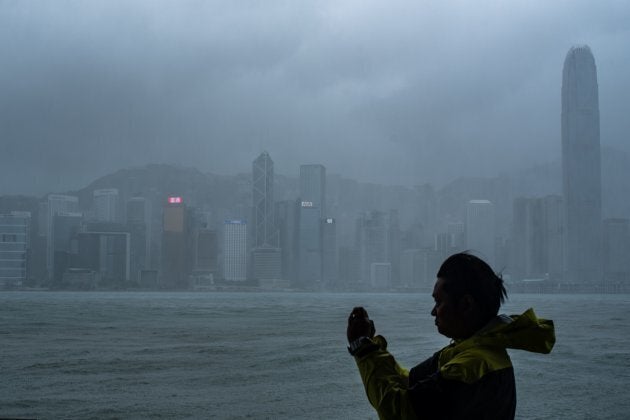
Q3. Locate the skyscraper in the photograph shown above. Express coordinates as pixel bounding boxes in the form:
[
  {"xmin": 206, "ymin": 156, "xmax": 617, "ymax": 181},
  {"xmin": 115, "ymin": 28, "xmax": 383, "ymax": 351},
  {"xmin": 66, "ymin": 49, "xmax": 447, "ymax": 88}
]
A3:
[
  {"xmin": 299, "ymin": 164, "xmax": 326, "ymax": 216},
  {"xmin": 0, "ymin": 211, "xmax": 30, "ymax": 288},
  {"xmin": 161, "ymin": 196, "xmax": 192, "ymax": 289},
  {"xmin": 252, "ymin": 152, "xmax": 280, "ymax": 283},
  {"xmin": 298, "ymin": 164, "xmax": 326, "ymax": 287},
  {"xmin": 52, "ymin": 211, "xmax": 83, "ymax": 284},
  {"xmin": 252, "ymin": 152, "xmax": 276, "ymax": 247},
  {"xmin": 276, "ymin": 199, "xmax": 299, "ymax": 284},
  {"xmin": 44, "ymin": 194, "xmax": 79, "ymax": 280},
  {"xmin": 223, "ymin": 220, "xmax": 247, "ymax": 281},
  {"xmin": 126, "ymin": 197, "xmax": 150, "ymax": 281},
  {"xmin": 561, "ymin": 45, "xmax": 602, "ymax": 284}
]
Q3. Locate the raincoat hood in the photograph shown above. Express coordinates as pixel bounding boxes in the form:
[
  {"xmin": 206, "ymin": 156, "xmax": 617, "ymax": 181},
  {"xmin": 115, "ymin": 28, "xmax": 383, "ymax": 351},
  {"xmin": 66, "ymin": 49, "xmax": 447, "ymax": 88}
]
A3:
[{"xmin": 438, "ymin": 308, "xmax": 555, "ymax": 384}]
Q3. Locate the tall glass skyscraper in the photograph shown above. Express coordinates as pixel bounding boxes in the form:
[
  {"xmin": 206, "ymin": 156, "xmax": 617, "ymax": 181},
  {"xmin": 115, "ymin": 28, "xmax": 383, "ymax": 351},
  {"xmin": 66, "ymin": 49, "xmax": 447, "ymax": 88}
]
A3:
[
  {"xmin": 298, "ymin": 164, "xmax": 326, "ymax": 287},
  {"xmin": 252, "ymin": 152, "xmax": 276, "ymax": 247},
  {"xmin": 561, "ymin": 45, "xmax": 602, "ymax": 284}
]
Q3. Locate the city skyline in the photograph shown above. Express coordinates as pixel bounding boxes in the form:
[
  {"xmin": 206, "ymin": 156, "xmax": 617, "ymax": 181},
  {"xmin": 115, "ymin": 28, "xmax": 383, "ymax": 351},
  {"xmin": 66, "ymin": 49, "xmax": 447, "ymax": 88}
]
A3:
[{"xmin": 1, "ymin": 40, "xmax": 629, "ymax": 290}]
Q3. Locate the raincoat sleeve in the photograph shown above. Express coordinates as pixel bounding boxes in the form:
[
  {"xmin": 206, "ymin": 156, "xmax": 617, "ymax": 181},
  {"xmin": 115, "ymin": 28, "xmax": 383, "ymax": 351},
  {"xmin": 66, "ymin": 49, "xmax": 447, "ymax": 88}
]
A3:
[{"xmin": 353, "ymin": 335, "xmax": 417, "ymax": 420}]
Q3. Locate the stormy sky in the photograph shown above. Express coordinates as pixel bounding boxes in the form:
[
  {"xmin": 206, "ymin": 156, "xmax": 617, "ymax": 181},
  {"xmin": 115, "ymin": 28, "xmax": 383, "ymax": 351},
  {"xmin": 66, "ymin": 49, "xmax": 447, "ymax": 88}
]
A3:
[{"xmin": 1, "ymin": 0, "xmax": 629, "ymax": 196}]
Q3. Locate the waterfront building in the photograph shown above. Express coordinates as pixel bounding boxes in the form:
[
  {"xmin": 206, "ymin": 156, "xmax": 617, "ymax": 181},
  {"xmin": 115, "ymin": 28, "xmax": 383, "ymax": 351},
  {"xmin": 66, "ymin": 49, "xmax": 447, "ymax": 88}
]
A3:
[
  {"xmin": 194, "ymin": 228, "xmax": 218, "ymax": 273},
  {"xmin": 126, "ymin": 197, "xmax": 150, "ymax": 282},
  {"xmin": 252, "ymin": 246, "xmax": 282, "ymax": 286},
  {"xmin": 76, "ymin": 223, "xmax": 131, "ymax": 286},
  {"xmin": 44, "ymin": 194, "xmax": 79, "ymax": 279},
  {"xmin": 223, "ymin": 220, "xmax": 247, "ymax": 281},
  {"xmin": 298, "ymin": 164, "xmax": 326, "ymax": 288},
  {"xmin": 52, "ymin": 211, "xmax": 83, "ymax": 284},
  {"xmin": 276, "ymin": 200, "xmax": 299, "ymax": 284},
  {"xmin": 0, "ymin": 211, "xmax": 30, "ymax": 288},
  {"xmin": 161, "ymin": 196, "xmax": 192, "ymax": 289}
]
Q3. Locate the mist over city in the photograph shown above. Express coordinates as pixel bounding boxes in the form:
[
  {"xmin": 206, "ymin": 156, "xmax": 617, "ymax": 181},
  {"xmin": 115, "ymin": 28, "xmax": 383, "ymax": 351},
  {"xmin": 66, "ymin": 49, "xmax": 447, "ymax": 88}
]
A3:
[
  {"xmin": 2, "ymin": 2, "xmax": 630, "ymax": 419},
  {"xmin": 2, "ymin": 1, "xmax": 629, "ymax": 195}
]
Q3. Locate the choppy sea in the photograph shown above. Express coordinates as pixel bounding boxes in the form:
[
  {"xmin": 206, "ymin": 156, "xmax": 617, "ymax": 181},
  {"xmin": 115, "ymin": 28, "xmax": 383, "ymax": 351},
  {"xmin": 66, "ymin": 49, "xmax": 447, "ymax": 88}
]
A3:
[{"xmin": 1, "ymin": 292, "xmax": 629, "ymax": 419}]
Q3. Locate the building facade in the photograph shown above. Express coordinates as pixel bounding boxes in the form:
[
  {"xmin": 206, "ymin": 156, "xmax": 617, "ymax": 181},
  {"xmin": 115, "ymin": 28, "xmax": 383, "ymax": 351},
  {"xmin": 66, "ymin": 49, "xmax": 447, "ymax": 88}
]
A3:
[
  {"xmin": 298, "ymin": 164, "xmax": 326, "ymax": 287},
  {"xmin": 93, "ymin": 188, "xmax": 119, "ymax": 223},
  {"xmin": 161, "ymin": 197, "xmax": 192, "ymax": 289},
  {"xmin": 44, "ymin": 194, "xmax": 79, "ymax": 279},
  {"xmin": 223, "ymin": 220, "xmax": 247, "ymax": 281},
  {"xmin": 126, "ymin": 197, "xmax": 151, "ymax": 282},
  {"xmin": 0, "ymin": 211, "xmax": 30, "ymax": 288},
  {"xmin": 252, "ymin": 152, "xmax": 276, "ymax": 248}
]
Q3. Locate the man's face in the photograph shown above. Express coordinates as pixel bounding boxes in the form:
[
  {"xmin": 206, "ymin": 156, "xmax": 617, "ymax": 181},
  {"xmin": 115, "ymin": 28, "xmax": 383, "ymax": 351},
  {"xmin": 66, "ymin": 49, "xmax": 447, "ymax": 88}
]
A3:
[{"xmin": 431, "ymin": 277, "xmax": 466, "ymax": 339}]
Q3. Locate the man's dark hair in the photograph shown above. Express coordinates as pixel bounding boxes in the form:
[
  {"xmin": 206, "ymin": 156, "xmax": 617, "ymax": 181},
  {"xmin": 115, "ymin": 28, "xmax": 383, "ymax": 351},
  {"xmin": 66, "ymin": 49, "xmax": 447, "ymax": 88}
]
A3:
[{"xmin": 436, "ymin": 252, "xmax": 507, "ymax": 322}]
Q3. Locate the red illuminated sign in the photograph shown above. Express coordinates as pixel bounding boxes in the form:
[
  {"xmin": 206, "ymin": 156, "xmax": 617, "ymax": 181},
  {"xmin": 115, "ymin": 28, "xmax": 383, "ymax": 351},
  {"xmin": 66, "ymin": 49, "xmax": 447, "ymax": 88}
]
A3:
[{"xmin": 168, "ymin": 196, "xmax": 182, "ymax": 204}]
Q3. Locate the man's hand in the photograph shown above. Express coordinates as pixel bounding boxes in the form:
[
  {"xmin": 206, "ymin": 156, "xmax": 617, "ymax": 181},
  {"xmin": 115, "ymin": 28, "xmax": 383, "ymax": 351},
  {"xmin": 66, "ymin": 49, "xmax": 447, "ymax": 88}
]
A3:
[{"xmin": 347, "ymin": 306, "xmax": 376, "ymax": 343}]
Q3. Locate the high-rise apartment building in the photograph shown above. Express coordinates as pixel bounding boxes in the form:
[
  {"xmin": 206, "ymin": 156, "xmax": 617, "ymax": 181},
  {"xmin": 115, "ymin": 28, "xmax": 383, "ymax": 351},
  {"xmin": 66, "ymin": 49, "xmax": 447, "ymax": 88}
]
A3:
[{"xmin": 561, "ymin": 45, "xmax": 602, "ymax": 284}]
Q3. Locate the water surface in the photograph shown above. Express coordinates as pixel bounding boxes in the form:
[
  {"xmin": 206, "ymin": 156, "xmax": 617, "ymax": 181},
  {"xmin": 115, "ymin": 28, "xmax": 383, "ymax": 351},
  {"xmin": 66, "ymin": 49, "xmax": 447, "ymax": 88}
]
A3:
[{"xmin": 1, "ymin": 292, "xmax": 628, "ymax": 419}]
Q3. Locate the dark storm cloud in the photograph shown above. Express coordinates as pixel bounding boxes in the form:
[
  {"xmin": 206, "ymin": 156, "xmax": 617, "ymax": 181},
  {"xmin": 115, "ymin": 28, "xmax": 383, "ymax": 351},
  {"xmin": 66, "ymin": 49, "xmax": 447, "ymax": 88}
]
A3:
[{"xmin": 1, "ymin": 0, "xmax": 629, "ymax": 195}]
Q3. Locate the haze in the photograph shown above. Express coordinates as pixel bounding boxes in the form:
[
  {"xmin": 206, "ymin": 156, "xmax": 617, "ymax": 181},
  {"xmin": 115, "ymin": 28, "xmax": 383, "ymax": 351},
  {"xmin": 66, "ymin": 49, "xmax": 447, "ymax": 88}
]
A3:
[{"xmin": 1, "ymin": 0, "xmax": 629, "ymax": 195}]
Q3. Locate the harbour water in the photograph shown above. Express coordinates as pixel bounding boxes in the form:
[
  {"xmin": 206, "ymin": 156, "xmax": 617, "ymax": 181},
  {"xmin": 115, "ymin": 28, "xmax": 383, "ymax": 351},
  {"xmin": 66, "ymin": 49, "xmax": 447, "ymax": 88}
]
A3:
[{"xmin": 1, "ymin": 292, "xmax": 629, "ymax": 419}]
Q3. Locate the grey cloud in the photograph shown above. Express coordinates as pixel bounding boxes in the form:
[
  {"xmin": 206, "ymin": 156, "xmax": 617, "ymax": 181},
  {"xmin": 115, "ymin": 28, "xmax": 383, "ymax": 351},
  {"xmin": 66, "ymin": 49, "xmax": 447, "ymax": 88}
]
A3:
[{"xmin": 1, "ymin": 0, "xmax": 629, "ymax": 194}]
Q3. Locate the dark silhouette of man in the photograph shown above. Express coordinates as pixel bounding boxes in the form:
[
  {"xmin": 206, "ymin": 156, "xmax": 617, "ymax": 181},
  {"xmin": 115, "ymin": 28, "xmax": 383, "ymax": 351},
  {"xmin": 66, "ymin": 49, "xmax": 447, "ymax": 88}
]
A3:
[{"xmin": 347, "ymin": 252, "xmax": 555, "ymax": 419}]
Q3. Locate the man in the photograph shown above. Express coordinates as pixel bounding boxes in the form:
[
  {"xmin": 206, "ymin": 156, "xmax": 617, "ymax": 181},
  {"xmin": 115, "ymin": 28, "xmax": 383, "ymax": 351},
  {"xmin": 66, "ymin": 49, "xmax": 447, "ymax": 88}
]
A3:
[{"xmin": 347, "ymin": 252, "xmax": 555, "ymax": 419}]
